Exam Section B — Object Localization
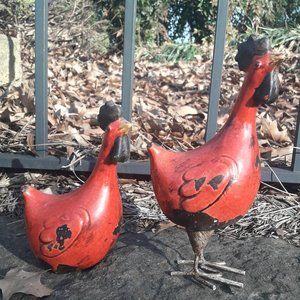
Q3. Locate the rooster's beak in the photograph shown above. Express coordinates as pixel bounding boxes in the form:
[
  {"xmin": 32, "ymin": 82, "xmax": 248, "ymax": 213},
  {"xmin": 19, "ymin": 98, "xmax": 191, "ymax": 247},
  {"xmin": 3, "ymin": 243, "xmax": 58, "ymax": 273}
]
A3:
[
  {"xmin": 119, "ymin": 119, "xmax": 132, "ymax": 134},
  {"xmin": 269, "ymin": 53, "xmax": 284, "ymax": 69}
]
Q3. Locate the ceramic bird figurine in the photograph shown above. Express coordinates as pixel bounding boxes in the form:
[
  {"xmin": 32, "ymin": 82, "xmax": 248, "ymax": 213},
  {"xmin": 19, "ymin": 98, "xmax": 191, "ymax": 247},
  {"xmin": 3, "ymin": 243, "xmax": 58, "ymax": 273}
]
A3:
[
  {"xmin": 23, "ymin": 101, "xmax": 131, "ymax": 271},
  {"xmin": 148, "ymin": 36, "xmax": 282, "ymax": 289}
]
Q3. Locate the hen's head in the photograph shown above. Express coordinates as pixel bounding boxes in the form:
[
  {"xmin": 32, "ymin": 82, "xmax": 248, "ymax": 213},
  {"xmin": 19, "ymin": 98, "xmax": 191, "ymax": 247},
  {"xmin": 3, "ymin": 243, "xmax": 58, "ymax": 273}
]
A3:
[
  {"xmin": 98, "ymin": 101, "xmax": 131, "ymax": 163},
  {"xmin": 235, "ymin": 36, "xmax": 282, "ymax": 105}
]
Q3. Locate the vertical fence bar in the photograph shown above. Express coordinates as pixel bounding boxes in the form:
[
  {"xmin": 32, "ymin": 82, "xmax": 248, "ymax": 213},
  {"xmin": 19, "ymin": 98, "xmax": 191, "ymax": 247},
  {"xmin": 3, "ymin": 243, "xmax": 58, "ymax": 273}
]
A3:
[
  {"xmin": 35, "ymin": 0, "xmax": 48, "ymax": 157},
  {"xmin": 205, "ymin": 0, "xmax": 229, "ymax": 142},
  {"xmin": 121, "ymin": 0, "xmax": 137, "ymax": 121},
  {"xmin": 292, "ymin": 106, "xmax": 300, "ymax": 171}
]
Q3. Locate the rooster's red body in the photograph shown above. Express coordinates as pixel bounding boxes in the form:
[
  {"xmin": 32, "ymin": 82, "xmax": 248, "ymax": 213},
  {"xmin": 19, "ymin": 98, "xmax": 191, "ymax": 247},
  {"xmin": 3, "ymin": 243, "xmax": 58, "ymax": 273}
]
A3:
[
  {"xmin": 149, "ymin": 115, "xmax": 260, "ymax": 231},
  {"xmin": 23, "ymin": 111, "xmax": 130, "ymax": 271},
  {"xmin": 149, "ymin": 36, "xmax": 282, "ymax": 289}
]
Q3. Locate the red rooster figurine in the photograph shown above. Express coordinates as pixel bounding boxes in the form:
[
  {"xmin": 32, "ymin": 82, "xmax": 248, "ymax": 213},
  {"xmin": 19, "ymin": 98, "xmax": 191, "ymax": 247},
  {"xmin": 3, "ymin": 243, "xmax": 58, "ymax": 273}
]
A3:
[
  {"xmin": 23, "ymin": 101, "xmax": 131, "ymax": 271},
  {"xmin": 148, "ymin": 36, "xmax": 282, "ymax": 289}
]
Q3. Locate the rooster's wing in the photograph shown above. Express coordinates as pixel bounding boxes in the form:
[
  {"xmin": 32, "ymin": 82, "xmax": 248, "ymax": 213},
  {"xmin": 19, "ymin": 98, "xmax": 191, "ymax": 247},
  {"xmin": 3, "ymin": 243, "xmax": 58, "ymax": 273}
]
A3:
[
  {"xmin": 179, "ymin": 156, "xmax": 238, "ymax": 213},
  {"xmin": 39, "ymin": 208, "xmax": 90, "ymax": 258}
]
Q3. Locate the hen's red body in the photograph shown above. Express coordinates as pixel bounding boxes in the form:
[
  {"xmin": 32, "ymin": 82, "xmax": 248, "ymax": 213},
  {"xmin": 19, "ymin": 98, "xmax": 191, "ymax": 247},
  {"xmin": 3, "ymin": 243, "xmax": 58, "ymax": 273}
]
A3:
[
  {"xmin": 23, "ymin": 119, "xmax": 128, "ymax": 271},
  {"xmin": 149, "ymin": 53, "xmax": 273, "ymax": 232}
]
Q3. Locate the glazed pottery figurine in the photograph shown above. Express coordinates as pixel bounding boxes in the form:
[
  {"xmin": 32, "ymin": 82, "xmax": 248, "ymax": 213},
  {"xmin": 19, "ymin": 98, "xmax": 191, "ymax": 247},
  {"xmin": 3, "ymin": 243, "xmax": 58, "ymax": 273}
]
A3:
[
  {"xmin": 148, "ymin": 36, "xmax": 282, "ymax": 289},
  {"xmin": 23, "ymin": 101, "xmax": 131, "ymax": 271}
]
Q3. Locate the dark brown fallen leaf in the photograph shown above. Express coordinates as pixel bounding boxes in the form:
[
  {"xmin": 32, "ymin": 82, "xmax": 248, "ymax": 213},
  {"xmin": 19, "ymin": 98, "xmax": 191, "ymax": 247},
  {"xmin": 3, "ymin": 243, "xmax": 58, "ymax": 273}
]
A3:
[
  {"xmin": 0, "ymin": 268, "xmax": 53, "ymax": 300},
  {"xmin": 153, "ymin": 220, "xmax": 178, "ymax": 235}
]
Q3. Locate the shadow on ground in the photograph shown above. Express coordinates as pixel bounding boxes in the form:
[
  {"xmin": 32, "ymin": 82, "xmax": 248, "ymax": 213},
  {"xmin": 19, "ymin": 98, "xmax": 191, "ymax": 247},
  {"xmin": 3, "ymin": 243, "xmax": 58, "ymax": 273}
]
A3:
[{"xmin": 0, "ymin": 215, "xmax": 299, "ymax": 300}]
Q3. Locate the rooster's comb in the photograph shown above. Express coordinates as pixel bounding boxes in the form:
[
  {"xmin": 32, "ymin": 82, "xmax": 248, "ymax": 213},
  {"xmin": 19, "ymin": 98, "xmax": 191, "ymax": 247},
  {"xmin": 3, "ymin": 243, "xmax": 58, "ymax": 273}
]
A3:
[
  {"xmin": 97, "ymin": 101, "xmax": 121, "ymax": 131},
  {"xmin": 235, "ymin": 36, "xmax": 270, "ymax": 71}
]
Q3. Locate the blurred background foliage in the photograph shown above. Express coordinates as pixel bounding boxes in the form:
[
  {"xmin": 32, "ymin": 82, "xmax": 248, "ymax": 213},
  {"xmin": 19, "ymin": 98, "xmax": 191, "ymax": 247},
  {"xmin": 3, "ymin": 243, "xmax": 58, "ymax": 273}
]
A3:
[
  {"xmin": 0, "ymin": 0, "xmax": 299, "ymax": 60},
  {"xmin": 94, "ymin": 0, "xmax": 299, "ymax": 52}
]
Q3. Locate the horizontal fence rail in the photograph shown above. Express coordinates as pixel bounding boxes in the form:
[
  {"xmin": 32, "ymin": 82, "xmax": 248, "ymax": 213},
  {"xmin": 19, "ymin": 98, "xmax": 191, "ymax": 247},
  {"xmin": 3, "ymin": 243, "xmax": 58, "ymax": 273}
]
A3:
[{"xmin": 0, "ymin": 0, "xmax": 299, "ymax": 184}]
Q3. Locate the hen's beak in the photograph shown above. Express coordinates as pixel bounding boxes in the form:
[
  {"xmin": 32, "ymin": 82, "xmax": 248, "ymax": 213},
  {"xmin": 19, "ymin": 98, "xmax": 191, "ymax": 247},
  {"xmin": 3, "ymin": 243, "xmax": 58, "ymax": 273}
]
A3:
[
  {"xmin": 119, "ymin": 119, "xmax": 132, "ymax": 135},
  {"xmin": 269, "ymin": 53, "xmax": 284, "ymax": 69}
]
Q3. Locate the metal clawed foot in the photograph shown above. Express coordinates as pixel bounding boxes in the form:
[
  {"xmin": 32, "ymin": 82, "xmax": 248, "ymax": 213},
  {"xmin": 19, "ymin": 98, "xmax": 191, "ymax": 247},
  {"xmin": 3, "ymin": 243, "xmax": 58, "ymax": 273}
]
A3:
[
  {"xmin": 171, "ymin": 256, "xmax": 244, "ymax": 289},
  {"xmin": 177, "ymin": 258, "xmax": 246, "ymax": 275}
]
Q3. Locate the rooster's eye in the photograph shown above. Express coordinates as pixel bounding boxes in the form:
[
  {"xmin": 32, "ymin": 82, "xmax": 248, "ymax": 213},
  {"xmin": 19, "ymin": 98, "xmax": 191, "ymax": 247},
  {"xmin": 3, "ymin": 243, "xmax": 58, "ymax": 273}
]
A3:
[{"xmin": 255, "ymin": 61, "xmax": 262, "ymax": 69}]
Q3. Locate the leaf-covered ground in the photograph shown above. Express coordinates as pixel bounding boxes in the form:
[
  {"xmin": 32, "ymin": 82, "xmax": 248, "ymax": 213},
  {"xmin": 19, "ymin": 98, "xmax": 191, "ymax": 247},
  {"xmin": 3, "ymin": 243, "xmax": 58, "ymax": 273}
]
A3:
[{"xmin": 1, "ymin": 50, "xmax": 299, "ymax": 162}]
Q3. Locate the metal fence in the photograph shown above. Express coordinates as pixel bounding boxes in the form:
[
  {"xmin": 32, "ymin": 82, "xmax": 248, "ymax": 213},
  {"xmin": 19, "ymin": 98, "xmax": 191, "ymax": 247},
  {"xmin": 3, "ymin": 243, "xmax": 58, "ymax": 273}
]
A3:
[{"xmin": 0, "ymin": 0, "xmax": 299, "ymax": 183}]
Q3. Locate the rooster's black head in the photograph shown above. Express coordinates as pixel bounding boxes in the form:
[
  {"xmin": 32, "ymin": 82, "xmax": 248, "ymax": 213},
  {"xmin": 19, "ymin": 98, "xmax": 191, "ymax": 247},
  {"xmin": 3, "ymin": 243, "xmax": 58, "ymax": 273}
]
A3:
[
  {"xmin": 98, "ymin": 101, "xmax": 130, "ymax": 163},
  {"xmin": 235, "ymin": 36, "xmax": 281, "ymax": 105},
  {"xmin": 235, "ymin": 36, "xmax": 270, "ymax": 71}
]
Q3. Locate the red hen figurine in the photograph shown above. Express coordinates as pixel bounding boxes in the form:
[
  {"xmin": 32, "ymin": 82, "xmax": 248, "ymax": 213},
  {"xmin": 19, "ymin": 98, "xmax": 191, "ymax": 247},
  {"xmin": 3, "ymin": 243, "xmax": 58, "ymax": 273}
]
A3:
[
  {"xmin": 23, "ymin": 101, "xmax": 131, "ymax": 271},
  {"xmin": 148, "ymin": 36, "xmax": 282, "ymax": 289}
]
